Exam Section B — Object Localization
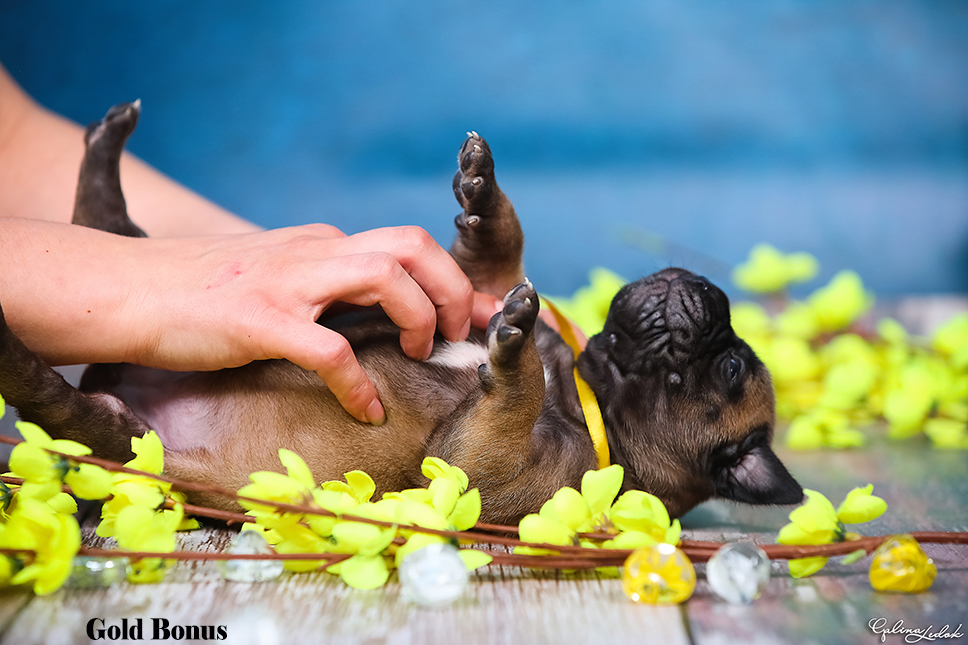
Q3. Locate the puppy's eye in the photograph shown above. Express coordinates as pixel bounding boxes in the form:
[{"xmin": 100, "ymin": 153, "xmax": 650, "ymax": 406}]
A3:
[{"xmin": 727, "ymin": 357, "xmax": 744, "ymax": 382}]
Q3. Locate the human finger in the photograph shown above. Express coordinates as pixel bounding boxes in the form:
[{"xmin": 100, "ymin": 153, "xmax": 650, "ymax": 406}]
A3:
[
  {"xmin": 266, "ymin": 316, "xmax": 385, "ymax": 425},
  {"xmin": 296, "ymin": 252, "xmax": 441, "ymax": 361},
  {"xmin": 333, "ymin": 227, "xmax": 474, "ymax": 343},
  {"xmin": 472, "ymin": 291, "xmax": 502, "ymax": 329}
]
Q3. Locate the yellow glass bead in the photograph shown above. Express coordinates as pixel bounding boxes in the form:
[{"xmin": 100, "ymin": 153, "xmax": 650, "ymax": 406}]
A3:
[
  {"xmin": 621, "ymin": 543, "xmax": 696, "ymax": 604},
  {"xmin": 869, "ymin": 534, "xmax": 936, "ymax": 593}
]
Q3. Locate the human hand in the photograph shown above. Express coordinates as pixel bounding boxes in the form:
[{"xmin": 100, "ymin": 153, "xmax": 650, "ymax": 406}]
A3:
[{"xmin": 125, "ymin": 224, "xmax": 480, "ymax": 425}]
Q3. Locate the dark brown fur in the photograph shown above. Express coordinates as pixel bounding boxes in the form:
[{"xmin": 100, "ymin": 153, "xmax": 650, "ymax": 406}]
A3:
[{"xmin": 0, "ymin": 104, "xmax": 803, "ymax": 524}]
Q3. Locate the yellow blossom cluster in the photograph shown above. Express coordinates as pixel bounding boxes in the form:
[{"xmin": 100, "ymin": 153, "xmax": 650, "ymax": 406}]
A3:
[
  {"xmin": 775, "ymin": 485, "xmax": 887, "ymax": 578},
  {"xmin": 0, "ymin": 395, "xmax": 110, "ymax": 594},
  {"xmin": 515, "ymin": 464, "xmax": 680, "ymax": 561},
  {"xmin": 730, "ymin": 246, "xmax": 968, "ymax": 449},
  {"xmin": 95, "ymin": 431, "xmax": 199, "ymax": 583},
  {"xmin": 238, "ymin": 451, "xmax": 491, "ymax": 590}
]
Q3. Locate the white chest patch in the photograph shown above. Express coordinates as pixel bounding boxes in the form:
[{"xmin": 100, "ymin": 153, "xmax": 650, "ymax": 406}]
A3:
[{"xmin": 426, "ymin": 341, "xmax": 489, "ymax": 370}]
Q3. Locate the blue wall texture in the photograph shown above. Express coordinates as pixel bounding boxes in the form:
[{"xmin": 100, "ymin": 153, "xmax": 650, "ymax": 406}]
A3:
[{"xmin": 2, "ymin": 0, "xmax": 966, "ymax": 297}]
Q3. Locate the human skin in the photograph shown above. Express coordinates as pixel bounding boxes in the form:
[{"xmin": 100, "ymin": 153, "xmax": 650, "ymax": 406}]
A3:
[{"xmin": 0, "ymin": 65, "xmax": 509, "ymax": 425}]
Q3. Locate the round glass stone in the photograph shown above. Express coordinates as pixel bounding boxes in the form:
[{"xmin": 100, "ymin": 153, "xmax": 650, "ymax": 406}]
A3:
[
  {"xmin": 398, "ymin": 542, "xmax": 469, "ymax": 607},
  {"xmin": 622, "ymin": 543, "xmax": 696, "ymax": 605},
  {"xmin": 869, "ymin": 534, "xmax": 936, "ymax": 593},
  {"xmin": 706, "ymin": 542, "xmax": 770, "ymax": 605},
  {"xmin": 66, "ymin": 556, "xmax": 130, "ymax": 588},
  {"xmin": 217, "ymin": 530, "xmax": 285, "ymax": 582}
]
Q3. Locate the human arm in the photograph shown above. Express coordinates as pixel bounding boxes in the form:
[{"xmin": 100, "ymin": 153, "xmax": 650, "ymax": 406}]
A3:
[
  {"xmin": 0, "ymin": 63, "xmax": 258, "ymax": 237},
  {"xmin": 0, "ymin": 65, "xmax": 488, "ymax": 424},
  {"xmin": 0, "ymin": 218, "xmax": 488, "ymax": 424}
]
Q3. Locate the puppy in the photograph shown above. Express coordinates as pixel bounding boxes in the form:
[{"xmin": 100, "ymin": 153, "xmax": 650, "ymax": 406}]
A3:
[{"xmin": 0, "ymin": 103, "xmax": 803, "ymax": 525}]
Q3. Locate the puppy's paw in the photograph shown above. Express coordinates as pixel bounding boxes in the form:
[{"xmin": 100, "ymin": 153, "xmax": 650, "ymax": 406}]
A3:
[
  {"xmin": 84, "ymin": 100, "xmax": 141, "ymax": 148},
  {"xmin": 452, "ymin": 131, "xmax": 496, "ymax": 226},
  {"xmin": 487, "ymin": 280, "xmax": 539, "ymax": 364}
]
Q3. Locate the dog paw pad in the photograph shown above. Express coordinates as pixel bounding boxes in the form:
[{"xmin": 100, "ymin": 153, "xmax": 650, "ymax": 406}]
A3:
[{"xmin": 453, "ymin": 132, "xmax": 495, "ymax": 210}]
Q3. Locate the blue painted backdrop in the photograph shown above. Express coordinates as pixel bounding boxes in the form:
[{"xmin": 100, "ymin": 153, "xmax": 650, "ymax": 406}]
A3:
[{"xmin": 2, "ymin": 0, "xmax": 966, "ymax": 297}]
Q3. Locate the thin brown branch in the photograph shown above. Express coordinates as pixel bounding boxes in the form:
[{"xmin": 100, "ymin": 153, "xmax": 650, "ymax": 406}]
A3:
[{"xmin": 77, "ymin": 546, "xmax": 351, "ymax": 564}]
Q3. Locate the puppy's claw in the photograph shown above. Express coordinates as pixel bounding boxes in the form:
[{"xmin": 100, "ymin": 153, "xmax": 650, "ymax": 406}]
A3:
[{"xmin": 497, "ymin": 326, "xmax": 523, "ymax": 344}]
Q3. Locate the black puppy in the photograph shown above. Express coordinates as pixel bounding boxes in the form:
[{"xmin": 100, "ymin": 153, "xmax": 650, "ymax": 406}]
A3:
[{"xmin": 0, "ymin": 103, "xmax": 803, "ymax": 524}]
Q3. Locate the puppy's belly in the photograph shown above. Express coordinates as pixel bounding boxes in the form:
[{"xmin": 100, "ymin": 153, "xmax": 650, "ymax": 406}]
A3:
[
  {"xmin": 107, "ymin": 366, "xmax": 226, "ymax": 452},
  {"xmin": 425, "ymin": 341, "xmax": 489, "ymax": 370}
]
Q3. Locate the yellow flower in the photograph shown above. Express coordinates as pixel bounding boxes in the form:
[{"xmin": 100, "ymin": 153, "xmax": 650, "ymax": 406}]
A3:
[
  {"xmin": 125, "ymin": 432, "xmax": 165, "ymax": 475},
  {"xmin": 92, "ymin": 431, "xmax": 190, "ymax": 584},
  {"xmin": 610, "ymin": 490, "xmax": 681, "ymax": 546},
  {"xmin": 8, "ymin": 422, "xmax": 111, "ymax": 501},
  {"xmin": 97, "ymin": 481, "xmax": 166, "ymax": 538},
  {"xmin": 515, "ymin": 465, "xmax": 665, "ymax": 557},
  {"xmin": 4, "ymin": 498, "xmax": 80, "ymax": 595},
  {"xmin": 732, "ymin": 244, "xmax": 818, "ymax": 295},
  {"xmin": 113, "ymin": 504, "xmax": 183, "ymax": 553},
  {"xmin": 419, "ymin": 457, "xmax": 469, "ymax": 491},
  {"xmin": 777, "ymin": 486, "xmax": 887, "ymax": 578},
  {"xmin": 322, "ymin": 470, "xmax": 375, "ymax": 504},
  {"xmin": 272, "ymin": 522, "xmax": 330, "ymax": 573},
  {"xmin": 806, "ymin": 270, "xmax": 874, "ymax": 333},
  {"xmin": 238, "ymin": 454, "xmax": 489, "ymax": 589},
  {"xmin": 238, "ymin": 449, "xmax": 317, "ymax": 515}
]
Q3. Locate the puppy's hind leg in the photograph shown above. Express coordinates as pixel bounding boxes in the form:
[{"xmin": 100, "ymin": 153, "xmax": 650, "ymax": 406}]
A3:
[
  {"xmin": 0, "ymin": 101, "xmax": 156, "ymax": 461},
  {"xmin": 428, "ymin": 281, "xmax": 548, "ymax": 521},
  {"xmin": 72, "ymin": 101, "xmax": 147, "ymax": 238},
  {"xmin": 0, "ymin": 302, "xmax": 148, "ymax": 463},
  {"xmin": 450, "ymin": 132, "xmax": 525, "ymax": 298}
]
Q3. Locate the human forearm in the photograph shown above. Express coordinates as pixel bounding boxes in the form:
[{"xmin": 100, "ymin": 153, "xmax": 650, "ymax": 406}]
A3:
[
  {"xmin": 0, "ymin": 65, "xmax": 259, "ymax": 237},
  {"xmin": 0, "ymin": 218, "xmax": 151, "ymax": 366},
  {"xmin": 0, "ymin": 218, "xmax": 485, "ymax": 425}
]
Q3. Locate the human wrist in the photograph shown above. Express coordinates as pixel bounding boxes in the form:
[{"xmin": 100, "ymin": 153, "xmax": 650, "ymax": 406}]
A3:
[{"xmin": 0, "ymin": 218, "xmax": 153, "ymax": 367}]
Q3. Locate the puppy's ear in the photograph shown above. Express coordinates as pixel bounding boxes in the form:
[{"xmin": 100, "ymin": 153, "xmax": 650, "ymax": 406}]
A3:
[{"xmin": 713, "ymin": 445, "xmax": 804, "ymax": 506}]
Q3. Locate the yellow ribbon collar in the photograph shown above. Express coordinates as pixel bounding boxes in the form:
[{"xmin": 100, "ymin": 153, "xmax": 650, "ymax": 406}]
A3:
[{"xmin": 543, "ymin": 299, "xmax": 610, "ymax": 469}]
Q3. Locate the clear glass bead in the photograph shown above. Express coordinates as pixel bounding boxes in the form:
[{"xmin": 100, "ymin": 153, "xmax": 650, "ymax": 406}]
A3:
[
  {"xmin": 217, "ymin": 530, "xmax": 284, "ymax": 582},
  {"xmin": 706, "ymin": 542, "xmax": 771, "ymax": 605},
  {"xmin": 66, "ymin": 556, "xmax": 131, "ymax": 588},
  {"xmin": 398, "ymin": 542, "xmax": 469, "ymax": 607}
]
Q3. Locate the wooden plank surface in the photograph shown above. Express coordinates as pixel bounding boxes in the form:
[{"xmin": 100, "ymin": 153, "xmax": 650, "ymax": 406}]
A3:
[
  {"xmin": 685, "ymin": 437, "xmax": 968, "ymax": 645},
  {"xmin": 0, "ymin": 433, "xmax": 965, "ymax": 644}
]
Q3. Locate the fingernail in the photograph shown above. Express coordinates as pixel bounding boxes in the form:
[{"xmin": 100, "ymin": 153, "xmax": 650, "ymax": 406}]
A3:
[
  {"xmin": 366, "ymin": 399, "xmax": 386, "ymax": 426},
  {"xmin": 458, "ymin": 318, "xmax": 471, "ymax": 341},
  {"xmin": 422, "ymin": 338, "xmax": 435, "ymax": 360}
]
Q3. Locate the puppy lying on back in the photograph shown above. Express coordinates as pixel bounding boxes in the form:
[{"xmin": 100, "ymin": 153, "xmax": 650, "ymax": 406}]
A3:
[{"xmin": 0, "ymin": 103, "xmax": 803, "ymax": 525}]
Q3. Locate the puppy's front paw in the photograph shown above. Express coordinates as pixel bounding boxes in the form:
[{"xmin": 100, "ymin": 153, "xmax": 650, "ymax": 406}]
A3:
[
  {"xmin": 453, "ymin": 131, "xmax": 496, "ymax": 226},
  {"xmin": 487, "ymin": 280, "xmax": 539, "ymax": 365}
]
